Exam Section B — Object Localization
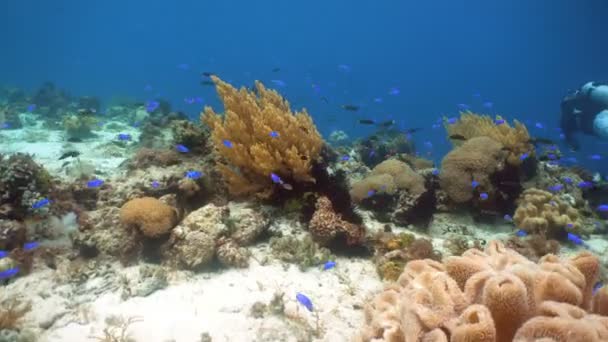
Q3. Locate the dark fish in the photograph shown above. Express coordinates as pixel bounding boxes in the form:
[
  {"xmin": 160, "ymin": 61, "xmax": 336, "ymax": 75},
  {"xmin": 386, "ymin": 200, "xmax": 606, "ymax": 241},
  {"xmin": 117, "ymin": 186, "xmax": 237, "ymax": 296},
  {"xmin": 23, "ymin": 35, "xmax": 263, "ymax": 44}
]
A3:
[
  {"xmin": 359, "ymin": 119, "xmax": 376, "ymax": 125},
  {"xmin": 200, "ymin": 80, "xmax": 215, "ymax": 86},
  {"xmin": 449, "ymin": 134, "xmax": 467, "ymax": 141},
  {"xmin": 403, "ymin": 127, "xmax": 423, "ymax": 134},
  {"xmin": 380, "ymin": 120, "xmax": 396, "ymax": 127},
  {"xmin": 529, "ymin": 137, "xmax": 555, "ymax": 145},
  {"xmin": 299, "ymin": 126, "xmax": 309, "ymax": 133},
  {"xmin": 272, "ymin": 67, "xmax": 281, "ymax": 72},
  {"xmin": 59, "ymin": 151, "xmax": 80, "ymax": 160},
  {"xmin": 342, "ymin": 104, "xmax": 359, "ymax": 111},
  {"xmin": 201, "ymin": 72, "xmax": 215, "ymax": 77},
  {"xmin": 67, "ymin": 137, "xmax": 84, "ymax": 143}
]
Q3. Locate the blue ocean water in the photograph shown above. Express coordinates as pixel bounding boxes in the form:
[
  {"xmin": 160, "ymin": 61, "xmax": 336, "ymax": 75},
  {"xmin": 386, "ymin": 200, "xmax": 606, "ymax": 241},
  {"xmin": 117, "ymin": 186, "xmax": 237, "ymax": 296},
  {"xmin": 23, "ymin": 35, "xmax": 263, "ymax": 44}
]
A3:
[{"xmin": 2, "ymin": 0, "xmax": 608, "ymax": 170}]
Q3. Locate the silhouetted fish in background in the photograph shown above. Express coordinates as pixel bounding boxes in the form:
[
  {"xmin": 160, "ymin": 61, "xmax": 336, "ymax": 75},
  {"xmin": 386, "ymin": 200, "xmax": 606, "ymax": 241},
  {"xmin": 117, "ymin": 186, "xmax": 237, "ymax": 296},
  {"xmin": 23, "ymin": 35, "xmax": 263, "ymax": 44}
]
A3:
[
  {"xmin": 342, "ymin": 104, "xmax": 360, "ymax": 111},
  {"xmin": 59, "ymin": 151, "xmax": 80, "ymax": 160},
  {"xmin": 359, "ymin": 119, "xmax": 375, "ymax": 125},
  {"xmin": 272, "ymin": 67, "xmax": 281, "ymax": 72},
  {"xmin": 200, "ymin": 80, "xmax": 215, "ymax": 86},
  {"xmin": 201, "ymin": 72, "xmax": 215, "ymax": 77}
]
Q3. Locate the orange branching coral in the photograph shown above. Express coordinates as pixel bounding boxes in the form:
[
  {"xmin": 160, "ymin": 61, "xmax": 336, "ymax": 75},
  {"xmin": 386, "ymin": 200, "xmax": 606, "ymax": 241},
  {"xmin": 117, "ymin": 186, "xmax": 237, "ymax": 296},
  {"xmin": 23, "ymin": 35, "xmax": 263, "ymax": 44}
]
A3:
[
  {"xmin": 309, "ymin": 196, "xmax": 364, "ymax": 245},
  {"xmin": 202, "ymin": 76, "xmax": 324, "ymax": 198},
  {"xmin": 446, "ymin": 112, "xmax": 533, "ymax": 166},
  {"xmin": 120, "ymin": 197, "xmax": 178, "ymax": 238},
  {"xmin": 513, "ymin": 188, "xmax": 587, "ymax": 237},
  {"xmin": 350, "ymin": 159, "xmax": 425, "ymax": 202},
  {"xmin": 439, "ymin": 136, "xmax": 506, "ymax": 203},
  {"xmin": 359, "ymin": 241, "xmax": 607, "ymax": 342}
]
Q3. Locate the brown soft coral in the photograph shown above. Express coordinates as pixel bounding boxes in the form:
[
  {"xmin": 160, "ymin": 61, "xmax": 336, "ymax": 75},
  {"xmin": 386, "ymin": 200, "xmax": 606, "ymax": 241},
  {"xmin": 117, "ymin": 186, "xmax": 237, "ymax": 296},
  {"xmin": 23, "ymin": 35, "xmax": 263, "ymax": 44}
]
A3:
[
  {"xmin": 309, "ymin": 196, "xmax": 364, "ymax": 245},
  {"xmin": 350, "ymin": 159, "xmax": 425, "ymax": 202},
  {"xmin": 360, "ymin": 241, "xmax": 605, "ymax": 342},
  {"xmin": 445, "ymin": 112, "xmax": 533, "ymax": 166},
  {"xmin": 513, "ymin": 188, "xmax": 587, "ymax": 237},
  {"xmin": 201, "ymin": 76, "xmax": 324, "ymax": 198},
  {"xmin": 120, "ymin": 197, "xmax": 178, "ymax": 238},
  {"xmin": 439, "ymin": 136, "xmax": 506, "ymax": 203}
]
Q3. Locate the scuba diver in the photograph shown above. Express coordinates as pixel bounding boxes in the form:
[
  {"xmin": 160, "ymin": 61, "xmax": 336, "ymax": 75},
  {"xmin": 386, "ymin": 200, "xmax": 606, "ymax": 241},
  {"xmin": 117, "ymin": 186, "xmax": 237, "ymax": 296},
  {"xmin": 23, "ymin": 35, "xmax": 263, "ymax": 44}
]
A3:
[{"xmin": 560, "ymin": 81, "xmax": 608, "ymax": 150}]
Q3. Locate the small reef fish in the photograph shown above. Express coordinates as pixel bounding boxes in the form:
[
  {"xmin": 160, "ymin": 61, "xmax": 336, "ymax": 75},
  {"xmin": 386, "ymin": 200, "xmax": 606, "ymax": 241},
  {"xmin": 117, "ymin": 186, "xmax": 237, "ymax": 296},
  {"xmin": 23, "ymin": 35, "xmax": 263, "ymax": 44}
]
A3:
[
  {"xmin": 31, "ymin": 198, "xmax": 50, "ymax": 209},
  {"xmin": 594, "ymin": 281, "xmax": 604, "ymax": 295},
  {"xmin": 457, "ymin": 103, "xmax": 470, "ymax": 110},
  {"xmin": 269, "ymin": 131, "xmax": 279, "ymax": 138},
  {"xmin": 388, "ymin": 87, "xmax": 400, "ymax": 96},
  {"xmin": 548, "ymin": 184, "xmax": 564, "ymax": 192},
  {"xmin": 0, "ymin": 267, "xmax": 19, "ymax": 280},
  {"xmin": 596, "ymin": 204, "xmax": 608, "ymax": 212},
  {"xmin": 27, "ymin": 104, "xmax": 36, "ymax": 112},
  {"xmin": 577, "ymin": 181, "xmax": 593, "ymax": 189},
  {"xmin": 117, "ymin": 133, "xmax": 132, "ymax": 141},
  {"xmin": 504, "ymin": 214, "xmax": 513, "ymax": 222},
  {"xmin": 323, "ymin": 261, "xmax": 336, "ymax": 270},
  {"xmin": 185, "ymin": 170, "xmax": 203, "ymax": 179},
  {"xmin": 471, "ymin": 180, "xmax": 479, "ymax": 189},
  {"xmin": 446, "ymin": 117, "xmax": 458, "ymax": 124},
  {"xmin": 23, "ymin": 242, "xmax": 39, "ymax": 251},
  {"xmin": 479, "ymin": 192, "xmax": 489, "ymax": 200},
  {"xmin": 342, "ymin": 104, "xmax": 360, "ymax": 111},
  {"xmin": 270, "ymin": 173, "xmax": 293, "ymax": 190},
  {"xmin": 359, "ymin": 119, "xmax": 375, "ymax": 125},
  {"xmin": 432, "ymin": 169, "xmax": 440, "ymax": 176},
  {"xmin": 494, "ymin": 119, "xmax": 505, "ymax": 125},
  {"xmin": 367, "ymin": 189, "xmax": 376, "ymax": 197},
  {"xmin": 296, "ymin": 293, "xmax": 313, "ymax": 312},
  {"xmin": 340, "ymin": 155, "xmax": 350, "ymax": 161},
  {"xmin": 449, "ymin": 134, "xmax": 467, "ymax": 141},
  {"xmin": 201, "ymin": 72, "xmax": 215, "ymax": 77},
  {"xmin": 176, "ymin": 144, "xmax": 190, "ymax": 153},
  {"xmin": 567, "ymin": 232, "xmax": 584, "ymax": 245},
  {"xmin": 222, "ymin": 140, "xmax": 233, "ymax": 148},
  {"xmin": 87, "ymin": 179, "xmax": 104, "ymax": 188},
  {"xmin": 145, "ymin": 100, "xmax": 160, "ymax": 113},
  {"xmin": 58, "ymin": 151, "xmax": 80, "ymax": 160},
  {"xmin": 519, "ymin": 153, "xmax": 529, "ymax": 161},
  {"xmin": 516, "ymin": 229, "xmax": 528, "ymax": 237},
  {"xmin": 0, "ymin": 250, "xmax": 8, "ymax": 258},
  {"xmin": 535, "ymin": 122, "xmax": 544, "ymax": 129},
  {"xmin": 590, "ymin": 154, "xmax": 602, "ymax": 160},
  {"xmin": 151, "ymin": 180, "xmax": 160, "ymax": 188},
  {"xmin": 270, "ymin": 80, "xmax": 286, "ymax": 87}
]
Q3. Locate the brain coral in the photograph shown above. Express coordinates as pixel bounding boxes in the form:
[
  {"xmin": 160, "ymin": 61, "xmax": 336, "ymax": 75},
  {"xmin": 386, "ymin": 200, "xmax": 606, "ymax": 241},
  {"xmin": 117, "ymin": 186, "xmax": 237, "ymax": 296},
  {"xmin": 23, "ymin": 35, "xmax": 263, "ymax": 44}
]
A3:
[
  {"xmin": 439, "ymin": 136, "xmax": 506, "ymax": 203},
  {"xmin": 350, "ymin": 159, "xmax": 425, "ymax": 203},
  {"xmin": 513, "ymin": 188, "xmax": 587, "ymax": 237},
  {"xmin": 359, "ymin": 241, "xmax": 605, "ymax": 342},
  {"xmin": 120, "ymin": 197, "xmax": 178, "ymax": 238},
  {"xmin": 445, "ymin": 112, "xmax": 533, "ymax": 166}
]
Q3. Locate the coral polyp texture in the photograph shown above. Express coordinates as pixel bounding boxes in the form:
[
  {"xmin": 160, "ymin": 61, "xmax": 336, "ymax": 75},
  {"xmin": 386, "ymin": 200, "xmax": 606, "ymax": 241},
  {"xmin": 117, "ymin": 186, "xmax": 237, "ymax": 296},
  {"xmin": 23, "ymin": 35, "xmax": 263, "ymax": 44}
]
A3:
[
  {"xmin": 202, "ymin": 76, "xmax": 324, "ymax": 198},
  {"xmin": 439, "ymin": 136, "xmax": 506, "ymax": 203},
  {"xmin": 350, "ymin": 159, "xmax": 425, "ymax": 203},
  {"xmin": 445, "ymin": 112, "xmax": 533, "ymax": 166},
  {"xmin": 309, "ymin": 196, "xmax": 365, "ymax": 245},
  {"xmin": 513, "ymin": 188, "xmax": 588, "ymax": 237},
  {"xmin": 359, "ymin": 241, "xmax": 606, "ymax": 342}
]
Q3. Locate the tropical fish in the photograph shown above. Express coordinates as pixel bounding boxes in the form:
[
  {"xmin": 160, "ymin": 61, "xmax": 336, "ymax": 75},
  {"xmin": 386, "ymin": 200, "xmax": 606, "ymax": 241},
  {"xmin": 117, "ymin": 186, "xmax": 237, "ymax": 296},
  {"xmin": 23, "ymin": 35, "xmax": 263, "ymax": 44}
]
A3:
[
  {"xmin": 59, "ymin": 151, "xmax": 80, "ymax": 160},
  {"xmin": 342, "ymin": 104, "xmax": 360, "ymax": 111},
  {"xmin": 0, "ymin": 267, "xmax": 19, "ymax": 280},
  {"xmin": 515, "ymin": 229, "xmax": 528, "ymax": 237},
  {"xmin": 388, "ymin": 87, "xmax": 400, "ymax": 96},
  {"xmin": 567, "ymin": 232, "xmax": 584, "ymax": 245},
  {"xmin": 269, "ymin": 131, "xmax": 279, "ymax": 138},
  {"xmin": 222, "ymin": 140, "xmax": 233, "ymax": 148},
  {"xmin": 597, "ymin": 204, "xmax": 608, "ymax": 212},
  {"xmin": 145, "ymin": 100, "xmax": 160, "ymax": 113},
  {"xmin": 176, "ymin": 144, "xmax": 190, "ymax": 153},
  {"xmin": 432, "ymin": 169, "xmax": 440, "ymax": 176},
  {"xmin": 32, "ymin": 198, "xmax": 50, "ymax": 209},
  {"xmin": 548, "ymin": 184, "xmax": 564, "ymax": 192},
  {"xmin": 0, "ymin": 250, "xmax": 8, "ymax": 259},
  {"xmin": 359, "ymin": 119, "xmax": 375, "ymax": 125},
  {"xmin": 201, "ymin": 72, "xmax": 215, "ymax": 77},
  {"xmin": 323, "ymin": 261, "xmax": 336, "ymax": 270},
  {"xmin": 23, "ymin": 242, "xmax": 39, "ymax": 251},
  {"xmin": 341, "ymin": 155, "xmax": 350, "ymax": 161},
  {"xmin": 296, "ymin": 293, "xmax": 313, "ymax": 312},
  {"xmin": 449, "ymin": 134, "xmax": 467, "ymax": 141},
  {"xmin": 87, "ymin": 179, "xmax": 104, "ymax": 188},
  {"xmin": 151, "ymin": 180, "xmax": 160, "ymax": 188},
  {"xmin": 504, "ymin": 214, "xmax": 513, "ymax": 222},
  {"xmin": 185, "ymin": 170, "xmax": 203, "ymax": 179},
  {"xmin": 270, "ymin": 80, "xmax": 286, "ymax": 87},
  {"xmin": 471, "ymin": 180, "xmax": 479, "ymax": 189},
  {"xmin": 494, "ymin": 118, "xmax": 505, "ymax": 125},
  {"xmin": 270, "ymin": 173, "xmax": 283, "ymax": 184},
  {"xmin": 117, "ymin": 133, "xmax": 132, "ymax": 141},
  {"xmin": 479, "ymin": 192, "xmax": 489, "ymax": 200}
]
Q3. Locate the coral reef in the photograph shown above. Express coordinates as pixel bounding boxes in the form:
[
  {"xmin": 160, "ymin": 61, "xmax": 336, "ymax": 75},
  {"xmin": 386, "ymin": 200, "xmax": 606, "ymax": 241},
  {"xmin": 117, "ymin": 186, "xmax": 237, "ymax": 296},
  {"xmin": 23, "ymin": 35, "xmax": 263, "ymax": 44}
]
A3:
[
  {"xmin": 128, "ymin": 148, "xmax": 181, "ymax": 169},
  {"xmin": 309, "ymin": 196, "xmax": 365, "ymax": 245},
  {"xmin": 62, "ymin": 112, "xmax": 98, "ymax": 139},
  {"xmin": 439, "ymin": 136, "xmax": 506, "ymax": 203},
  {"xmin": 359, "ymin": 241, "xmax": 604, "ymax": 342},
  {"xmin": 269, "ymin": 234, "xmax": 332, "ymax": 270},
  {"xmin": 171, "ymin": 120, "xmax": 208, "ymax": 153},
  {"xmin": 0, "ymin": 153, "xmax": 53, "ymax": 219},
  {"xmin": 445, "ymin": 112, "xmax": 534, "ymax": 166},
  {"xmin": 202, "ymin": 76, "xmax": 324, "ymax": 198},
  {"xmin": 0, "ymin": 298, "xmax": 31, "ymax": 331},
  {"xmin": 120, "ymin": 197, "xmax": 178, "ymax": 238},
  {"xmin": 350, "ymin": 159, "xmax": 425, "ymax": 202},
  {"xmin": 355, "ymin": 131, "xmax": 416, "ymax": 168},
  {"xmin": 513, "ymin": 188, "xmax": 588, "ymax": 237}
]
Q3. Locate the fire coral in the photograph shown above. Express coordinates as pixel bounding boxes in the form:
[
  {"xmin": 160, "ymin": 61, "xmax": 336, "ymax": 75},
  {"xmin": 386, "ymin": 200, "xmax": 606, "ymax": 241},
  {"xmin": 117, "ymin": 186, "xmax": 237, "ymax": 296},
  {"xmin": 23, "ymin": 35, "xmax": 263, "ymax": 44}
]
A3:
[{"xmin": 202, "ymin": 76, "xmax": 324, "ymax": 198}]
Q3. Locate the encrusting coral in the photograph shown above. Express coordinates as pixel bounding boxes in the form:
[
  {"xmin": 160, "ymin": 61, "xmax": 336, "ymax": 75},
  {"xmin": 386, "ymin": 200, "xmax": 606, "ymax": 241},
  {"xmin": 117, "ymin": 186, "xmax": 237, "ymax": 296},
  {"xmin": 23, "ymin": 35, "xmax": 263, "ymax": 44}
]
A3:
[
  {"xmin": 513, "ymin": 188, "xmax": 587, "ymax": 237},
  {"xmin": 445, "ymin": 112, "xmax": 533, "ymax": 166},
  {"xmin": 359, "ymin": 240, "xmax": 607, "ymax": 342},
  {"xmin": 350, "ymin": 159, "xmax": 425, "ymax": 202},
  {"xmin": 119, "ymin": 197, "xmax": 178, "ymax": 238},
  {"xmin": 309, "ymin": 196, "xmax": 365, "ymax": 245},
  {"xmin": 202, "ymin": 76, "xmax": 324, "ymax": 198},
  {"xmin": 439, "ymin": 136, "xmax": 506, "ymax": 203}
]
